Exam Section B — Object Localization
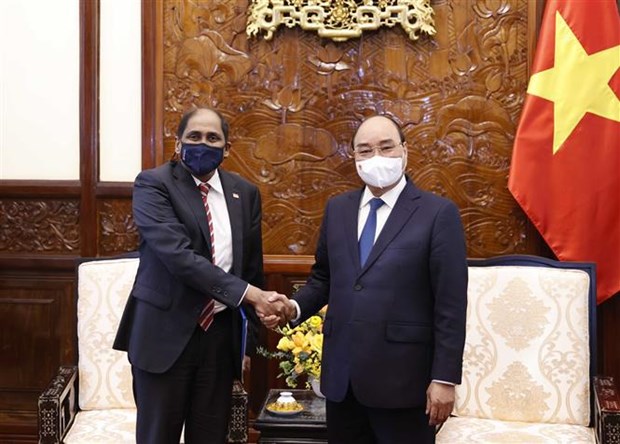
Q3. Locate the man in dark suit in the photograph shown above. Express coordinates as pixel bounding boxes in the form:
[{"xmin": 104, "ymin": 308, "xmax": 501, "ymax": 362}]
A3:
[
  {"xmin": 114, "ymin": 107, "xmax": 286, "ymax": 444},
  {"xmin": 267, "ymin": 115, "xmax": 468, "ymax": 443}
]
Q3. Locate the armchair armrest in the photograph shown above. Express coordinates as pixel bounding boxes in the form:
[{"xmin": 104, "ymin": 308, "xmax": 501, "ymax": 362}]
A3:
[
  {"xmin": 594, "ymin": 376, "xmax": 620, "ymax": 444},
  {"xmin": 38, "ymin": 366, "xmax": 78, "ymax": 444}
]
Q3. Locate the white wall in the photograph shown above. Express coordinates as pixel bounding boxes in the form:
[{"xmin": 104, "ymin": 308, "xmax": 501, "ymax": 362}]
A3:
[
  {"xmin": 99, "ymin": 0, "xmax": 141, "ymax": 182},
  {"xmin": 0, "ymin": 0, "xmax": 142, "ymax": 182},
  {"xmin": 0, "ymin": 0, "xmax": 80, "ymax": 180}
]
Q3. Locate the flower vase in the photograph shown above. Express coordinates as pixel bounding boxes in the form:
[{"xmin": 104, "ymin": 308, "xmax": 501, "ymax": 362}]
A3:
[{"xmin": 309, "ymin": 376, "xmax": 324, "ymax": 398}]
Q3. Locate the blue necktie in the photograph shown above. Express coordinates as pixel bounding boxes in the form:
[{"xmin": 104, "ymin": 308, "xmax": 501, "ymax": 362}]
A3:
[{"xmin": 359, "ymin": 198, "xmax": 385, "ymax": 266}]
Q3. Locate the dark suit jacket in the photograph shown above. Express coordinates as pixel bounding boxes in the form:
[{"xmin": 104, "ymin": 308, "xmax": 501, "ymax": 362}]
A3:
[
  {"xmin": 293, "ymin": 179, "xmax": 467, "ymax": 409},
  {"xmin": 113, "ymin": 161, "xmax": 263, "ymax": 379}
]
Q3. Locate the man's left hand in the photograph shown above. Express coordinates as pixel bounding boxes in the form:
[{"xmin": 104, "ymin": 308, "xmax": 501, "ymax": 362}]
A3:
[{"xmin": 425, "ymin": 381, "xmax": 455, "ymax": 426}]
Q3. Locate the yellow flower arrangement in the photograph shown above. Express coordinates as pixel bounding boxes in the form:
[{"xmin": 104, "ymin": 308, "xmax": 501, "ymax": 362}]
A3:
[{"xmin": 258, "ymin": 306, "xmax": 327, "ymax": 388}]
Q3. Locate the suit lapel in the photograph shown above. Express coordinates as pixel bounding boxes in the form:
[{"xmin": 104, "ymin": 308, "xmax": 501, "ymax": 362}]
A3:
[
  {"xmin": 220, "ymin": 170, "xmax": 243, "ymax": 277},
  {"xmin": 359, "ymin": 181, "xmax": 421, "ymax": 276},
  {"xmin": 344, "ymin": 189, "xmax": 364, "ymax": 273},
  {"xmin": 172, "ymin": 162, "xmax": 214, "ymax": 258}
]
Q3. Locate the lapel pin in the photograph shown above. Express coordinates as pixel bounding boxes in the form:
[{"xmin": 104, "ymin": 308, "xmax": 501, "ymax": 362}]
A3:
[{"xmin": 232, "ymin": 193, "xmax": 240, "ymax": 199}]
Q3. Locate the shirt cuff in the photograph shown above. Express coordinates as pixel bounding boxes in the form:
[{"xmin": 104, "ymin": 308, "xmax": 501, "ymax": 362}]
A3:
[
  {"xmin": 290, "ymin": 300, "xmax": 301, "ymax": 323},
  {"xmin": 432, "ymin": 379, "xmax": 455, "ymax": 386},
  {"xmin": 237, "ymin": 284, "xmax": 250, "ymax": 306}
]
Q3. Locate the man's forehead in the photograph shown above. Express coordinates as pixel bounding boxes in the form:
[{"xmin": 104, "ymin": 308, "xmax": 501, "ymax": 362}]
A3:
[
  {"xmin": 354, "ymin": 116, "xmax": 400, "ymax": 143},
  {"xmin": 185, "ymin": 109, "xmax": 222, "ymax": 132}
]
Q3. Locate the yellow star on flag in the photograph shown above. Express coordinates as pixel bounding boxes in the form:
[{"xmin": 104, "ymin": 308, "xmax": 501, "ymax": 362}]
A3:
[{"xmin": 527, "ymin": 11, "xmax": 620, "ymax": 154}]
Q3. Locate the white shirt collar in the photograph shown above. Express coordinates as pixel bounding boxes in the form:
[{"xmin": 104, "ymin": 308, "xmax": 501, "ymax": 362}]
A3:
[
  {"xmin": 360, "ymin": 175, "xmax": 407, "ymax": 209},
  {"xmin": 192, "ymin": 169, "xmax": 223, "ymax": 194}
]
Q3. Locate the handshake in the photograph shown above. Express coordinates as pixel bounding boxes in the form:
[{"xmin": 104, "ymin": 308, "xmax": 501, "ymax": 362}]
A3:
[{"xmin": 245, "ymin": 285, "xmax": 297, "ymax": 329}]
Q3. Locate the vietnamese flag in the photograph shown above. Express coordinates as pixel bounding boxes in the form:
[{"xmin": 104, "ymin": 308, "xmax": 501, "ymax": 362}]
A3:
[{"xmin": 508, "ymin": 0, "xmax": 620, "ymax": 304}]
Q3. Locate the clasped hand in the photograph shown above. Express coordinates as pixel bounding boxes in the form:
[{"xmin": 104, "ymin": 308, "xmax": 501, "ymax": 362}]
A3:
[{"xmin": 245, "ymin": 286, "xmax": 295, "ymax": 329}]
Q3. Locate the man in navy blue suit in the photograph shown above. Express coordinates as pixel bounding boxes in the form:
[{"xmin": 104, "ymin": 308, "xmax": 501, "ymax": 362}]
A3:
[
  {"xmin": 114, "ymin": 107, "xmax": 286, "ymax": 443},
  {"xmin": 267, "ymin": 115, "xmax": 468, "ymax": 443}
]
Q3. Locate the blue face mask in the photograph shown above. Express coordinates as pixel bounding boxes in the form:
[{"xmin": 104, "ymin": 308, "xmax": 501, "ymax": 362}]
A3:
[{"xmin": 180, "ymin": 143, "xmax": 224, "ymax": 177}]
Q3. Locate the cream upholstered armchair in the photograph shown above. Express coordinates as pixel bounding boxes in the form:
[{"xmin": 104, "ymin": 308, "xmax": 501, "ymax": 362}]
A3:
[
  {"xmin": 436, "ymin": 255, "xmax": 620, "ymax": 444},
  {"xmin": 38, "ymin": 255, "xmax": 249, "ymax": 443}
]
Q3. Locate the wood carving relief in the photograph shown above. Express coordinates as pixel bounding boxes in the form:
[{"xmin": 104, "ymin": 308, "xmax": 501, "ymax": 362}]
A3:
[
  {"xmin": 99, "ymin": 200, "xmax": 139, "ymax": 255},
  {"xmin": 0, "ymin": 199, "xmax": 79, "ymax": 253},
  {"xmin": 162, "ymin": 0, "xmax": 534, "ymax": 257}
]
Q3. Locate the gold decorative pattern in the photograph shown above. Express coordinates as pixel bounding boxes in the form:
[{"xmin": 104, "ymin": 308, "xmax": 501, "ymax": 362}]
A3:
[
  {"xmin": 487, "ymin": 277, "xmax": 550, "ymax": 350},
  {"xmin": 538, "ymin": 270, "xmax": 590, "ymax": 423},
  {"xmin": 486, "ymin": 361, "xmax": 551, "ymax": 422},
  {"xmin": 437, "ymin": 416, "xmax": 595, "ymax": 443},
  {"xmin": 451, "ymin": 265, "xmax": 592, "ymax": 432},
  {"xmin": 246, "ymin": 0, "xmax": 436, "ymax": 42},
  {"xmin": 482, "ymin": 431, "xmax": 547, "ymax": 443},
  {"xmin": 77, "ymin": 258, "xmax": 139, "ymax": 410},
  {"xmin": 64, "ymin": 410, "xmax": 136, "ymax": 442},
  {"xmin": 456, "ymin": 268, "xmax": 498, "ymax": 417}
]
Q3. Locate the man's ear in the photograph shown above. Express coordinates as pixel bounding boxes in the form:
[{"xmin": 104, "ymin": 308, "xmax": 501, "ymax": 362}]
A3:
[
  {"xmin": 174, "ymin": 139, "xmax": 182, "ymax": 154},
  {"xmin": 346, "ymin": 141, "xmax": 355, "ymax": 159},
  {"xmin": 223, "ymin": 142, "xmax": 231, "ymax": 158}
]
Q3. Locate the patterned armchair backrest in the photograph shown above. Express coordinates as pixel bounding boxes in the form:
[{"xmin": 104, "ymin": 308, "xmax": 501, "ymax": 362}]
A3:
[
  {"xmin": 76, "ymin": 257, "xmax": 139, "ymax": 410},
  {"xmin": 454, "ymin": 259, "xmax": 594, "ymax": 426}
]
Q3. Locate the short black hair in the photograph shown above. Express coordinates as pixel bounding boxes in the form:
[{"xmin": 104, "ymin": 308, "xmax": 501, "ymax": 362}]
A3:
[
  {"xmin": 176, "ymin": 107, "xmax": 229, "ymax": 143},
  {"xmin": 350, "ymin": 114, "xmax": 406, "ymax": 149}
]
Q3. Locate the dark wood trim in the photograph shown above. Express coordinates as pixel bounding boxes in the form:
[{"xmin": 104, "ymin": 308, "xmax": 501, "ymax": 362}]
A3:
[
  {"xmin": 527, "ymin": 0, "xmax": 547, "ymax": 75},
  {"xmin": 142, "ymin": 0, "xmax": 164, "ymax": 169},
  {"xmin": 0, "ymin": 255, "xmax": 77, "ymax": 271},
  {"xmin": 79, "ymin": 0, "xmax": 100, "ymax": 258},
  {"xmin": 263, "ymin": 255, "xmax": 314, "ymax": 274},
  {"xmin": 0, "ymin": 181, "xmax": 81, "ymax": 198},
  {"xmin": 95, "ymin": 182, "xmax": 134, "ymax": 197}
]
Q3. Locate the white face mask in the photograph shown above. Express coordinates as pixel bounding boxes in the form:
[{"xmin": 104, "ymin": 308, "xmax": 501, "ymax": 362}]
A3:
[{"xmin": 356, "ymin": 155, "xmax": 404, "ymax": 188}]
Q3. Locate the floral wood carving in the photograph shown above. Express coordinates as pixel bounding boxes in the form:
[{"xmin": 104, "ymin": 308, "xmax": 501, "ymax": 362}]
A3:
[
  {"xmin": 0, "ymin": 200, "xmax": 79, "ymax": 253},
  {"xmin": 99, "ymin": 200, "xmax": 139, "ymax": 255},
  {"xmin": 246, "ymin": 0, "xmax": 436, "ymax": 42},
  {"xmin": 162, "ymin": 0, "xmax": 536, "ymax": 256}
]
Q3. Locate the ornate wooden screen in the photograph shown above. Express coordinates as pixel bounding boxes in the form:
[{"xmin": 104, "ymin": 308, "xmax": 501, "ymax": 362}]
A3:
[{"xmin": 151, "ymin": 0, "xmax": 543, "ymax": 259}]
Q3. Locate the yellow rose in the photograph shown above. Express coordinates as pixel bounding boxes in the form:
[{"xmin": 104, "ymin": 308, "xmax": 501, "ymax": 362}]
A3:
[
  {"xmin": 277, "ymin": 336, "xmax": 294, "ymax": 352},
  {"xmin": 294, "ymin": 363, "xmax": 305, "ymax": 374},
  {"xmin": 308, "ymin": 316, "xmax": 322, "ymax": 329}
]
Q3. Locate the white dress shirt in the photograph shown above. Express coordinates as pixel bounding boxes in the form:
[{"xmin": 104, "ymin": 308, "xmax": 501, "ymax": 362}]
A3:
[
  {"xmin": 193, "ymin": 170, "xmax": 235, "ymax": 313},
  {"xmin": 357, "ymin": 176, "xmax": 407, "ymax": 241}
]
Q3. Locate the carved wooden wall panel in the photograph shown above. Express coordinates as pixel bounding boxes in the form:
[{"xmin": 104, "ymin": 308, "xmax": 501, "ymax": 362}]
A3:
[
  {"xmin": 160, "ymin": 0, "xmax": 538, "ymax": 258},
  {"xmin": 98, "ymin": 199, "xmax": 139, "ymax": 255},
  {"xmin": 0, "ymin": 199, "xmax": 80, "ymax": 253}
]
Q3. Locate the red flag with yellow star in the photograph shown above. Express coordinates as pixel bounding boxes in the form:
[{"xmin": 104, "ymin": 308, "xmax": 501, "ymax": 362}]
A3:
[{"xmin": 509, "ymin": 0, "xmax": 620, "ymax": 304}]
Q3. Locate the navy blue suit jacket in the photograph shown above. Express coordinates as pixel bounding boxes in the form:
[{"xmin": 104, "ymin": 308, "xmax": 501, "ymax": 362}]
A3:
[
  {"xmin": 113, "ymin": 162, "xmax": 263, "ymax": 378},
  {"xmin": 293, "ymin": 179, "xmax": 468, "ymax": 408}
]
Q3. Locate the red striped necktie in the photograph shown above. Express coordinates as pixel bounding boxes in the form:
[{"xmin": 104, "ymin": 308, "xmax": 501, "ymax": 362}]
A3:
[{"xmin": 198, "ymin": 183, "xmax": 215, "ymax": 331}]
